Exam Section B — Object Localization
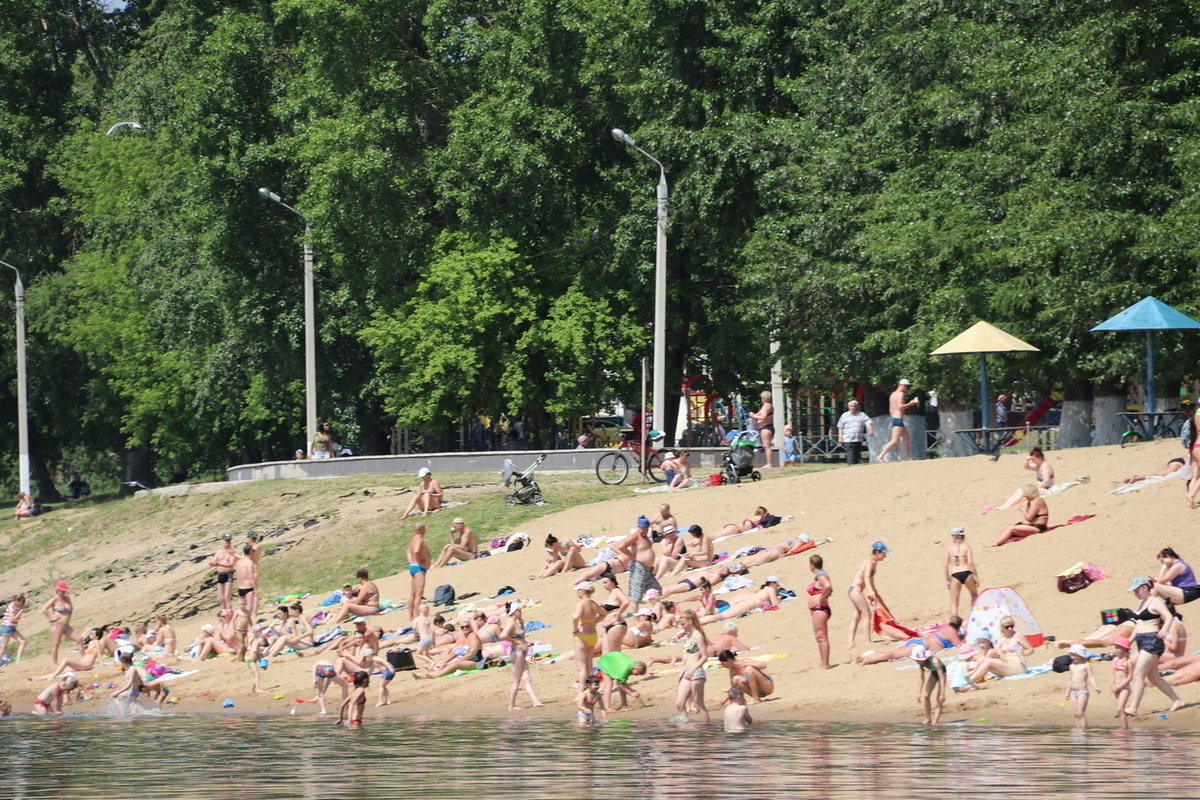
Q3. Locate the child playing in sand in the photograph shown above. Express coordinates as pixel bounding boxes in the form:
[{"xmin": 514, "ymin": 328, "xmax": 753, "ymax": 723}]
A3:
[
  {"xmin": 1111, "ymin": 637, "xmax": 1132, "ymax": 730},
  {"xmin": 723, "ymin": 686, "xmax": 753, "ymax": 732},
  {"xmin": 33, "ymin": 673, "xmax": 77, "ymax": 716},
  {"xmin": 1064, "ymin": 644, "xmax": 1101, "ymax": 729},
  {"xmin": 337, "ymin": 671, "xmax": 369, "ymax": 726},
  {"xmin": 910, "ymin": 647, "xmax": 946, "ymax": 725},
  {"xmin": 576, "ymin": 675, "xmax": 604, "ymax": 725}
]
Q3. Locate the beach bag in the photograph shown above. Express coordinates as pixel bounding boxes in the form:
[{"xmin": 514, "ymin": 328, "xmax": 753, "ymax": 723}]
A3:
[
  {"xmin": 1101, "ymin": 608, "xmax": 1133, "ymax": 626},
  {"xmin": 709, "ymin": 474, "xmax": 724, "ymax": 486},
  {"xmin": 433, "ymin": 584, "xmax": 456, "ymax": 606},
  {"xmin": 386, "ymin": 648, "xmax": 417, "ymax": 671},
  {"xmin": 760, "ymin": 514, "xmax": 782, "ymax": 528},
  {"xmin": 1056, "ymin": 572, "xmax": 1092, "ymax": 594},
  {"xmin": 1051, "ymin": 655, "xmax": 1073, "ymax": 673},
  {"xmin": 506, "ymin": 535, "xmax": 527, "ymax": 552}
]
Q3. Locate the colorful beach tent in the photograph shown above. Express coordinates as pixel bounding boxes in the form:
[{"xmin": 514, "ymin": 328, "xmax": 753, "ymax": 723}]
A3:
[
  {"xmin": 930, "ymin": 321, "xmax": 1039, "ymax": 429},
  {"xmin": 1090, "ymin": 297, "xmax": 1200, "ymax": 412},
  {"xmin": 964, "ymin": 587, "xmax": 1044, "ymax": 648}
]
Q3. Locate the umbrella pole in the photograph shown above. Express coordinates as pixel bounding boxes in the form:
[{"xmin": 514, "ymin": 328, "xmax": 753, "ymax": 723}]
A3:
[
  {"xmin": 979, "ymin": 354, "xmax": 990, "ymax": 429},
  {"xmin": 1146, "ymin": 330, "xmax": 1155, "ymax": 414}
]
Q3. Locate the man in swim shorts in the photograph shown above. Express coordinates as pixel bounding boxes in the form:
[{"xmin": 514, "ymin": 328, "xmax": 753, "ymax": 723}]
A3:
[
  {"xmin": 407, "ymin": 522, "xmax": 431, "ymax": 621},
  {"xmin": 875, "ymin": 380, "xmax": 919, "ymax": 463},
  {"xmin": 209, "ymin": 533, "xmax": 237, "ymax": 611},
  {"xmin": 234, "ymin": 544, "xmax": 258, "ymax": 614},
  {"xmin": 616, "ymin": 517, "xmax": 662, "ymax": 608}
]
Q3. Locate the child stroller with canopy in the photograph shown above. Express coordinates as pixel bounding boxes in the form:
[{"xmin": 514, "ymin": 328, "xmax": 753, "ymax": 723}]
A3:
[
  {"xmin": 502, "ymin": 454, "xmax": 547, "ymax": 505},
  {"xmin": 723, "ymin": 430, "xmax": 762, "ymax": 484}
]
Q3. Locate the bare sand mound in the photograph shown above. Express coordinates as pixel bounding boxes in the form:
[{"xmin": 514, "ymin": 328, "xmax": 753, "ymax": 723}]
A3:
[{"xmin": 3, "ymin": 440, "xmax": 1193, "ymax": 728}]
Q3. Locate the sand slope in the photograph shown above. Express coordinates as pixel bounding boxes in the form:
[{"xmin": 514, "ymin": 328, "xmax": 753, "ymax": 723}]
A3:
[{"xmin": 3, "ymin": 440, "xmax": 1194, "ymax": 728}]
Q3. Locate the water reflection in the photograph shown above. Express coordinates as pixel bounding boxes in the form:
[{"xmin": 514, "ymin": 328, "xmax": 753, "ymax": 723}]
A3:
[{"xmin": 3, "ymin": 715, "xmax": 1200, "ymax": 799}]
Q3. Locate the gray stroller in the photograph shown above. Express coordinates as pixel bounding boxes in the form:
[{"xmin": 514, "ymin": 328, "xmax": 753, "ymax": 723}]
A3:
[{"xmin": 722, "ymin": 430, "xmax": 762, "ymax": 484}]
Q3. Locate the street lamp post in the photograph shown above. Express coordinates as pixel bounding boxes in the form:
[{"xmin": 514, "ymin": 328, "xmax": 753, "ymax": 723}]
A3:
[
  {"xmin": 0, "ymin": 260, "xmax": 29, "ymax": 496},
  {"xmin": 258, "ymin": 188, "xmax": 317, "ymax": 447},
  {"xmin": 612, "ymin": 128, "xmax": 668, "ymax": 439}
]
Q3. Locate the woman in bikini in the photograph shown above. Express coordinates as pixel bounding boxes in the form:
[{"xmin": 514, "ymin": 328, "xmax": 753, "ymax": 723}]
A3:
[
  {"xmin": 674, "ymin": 610, "xmax": 711, "ymax": 722},
  {"xmin": 944, "ymin": 526, "xmax": 980, "ymax": 617},
  {"xmin": 624, "ymin": 611, "xmax": 657, "ymax": 650},
  {"xmin": 659, "ymin": 563, "xmax": 746, "ymax": 599},
  {"xmin": 662, "ymin": 526, "xmax": 715, "ymax": 578},
  {"xmin": 32, "ymin": 673, "xmax": 78, "ymax": 716},
  {"xmin": 847, "ymin": 545, "xmax": 888, "ymax": 651},
  {"xmin": 572, "ymin": 583, "xmax": 603, "ymax": 687},
  {"xmin": 336, "ymin": 671, "xmax": 370, "ymax": 726},
  {"xmin": 530, "ymin": 535, "xmax": 587, "ymax": 580},
  {"xmin": 31, "ymin": 627, "xmax": 106, "ymax": 681},
  {"xmin": 967, "ymin": 615, "xmax": 1033, "ymax": 683},
  {"xmin": 502, "ymin": 603, "xmax": 544, "ymax": 710},
  {"xmin": 569, "ymin": 552, "xmax": 632, "ymax": 586},
  {"xmin": 1124, "ymin": 576, "xmax": 1185, "ymax": 716},
  {"xmin": 740, "ymin": 539, "xmax": 797, "ymax": 568},
  {"xmin": 989, "ymin": 447, "xmax": 1056, "ymax": 512},
  {"xmin": 855, "ymin": 617, "xmax": 965, "ymax": 665},
  {"xmin": 325, "ymin": 568, "xmax": 380, "ymax": 627},
  {"xmin": 153, "ymin": 615, "xmax": 177, "ymax": 656},
  {"xmin": 597, "ymin": 574, "xmax": 631, "ymax": 655},
  {"xmin": 989, "ymin": 484, "xmax": 1049, "ymax": 547},
  {"xmin": 41, "ymin": 580, "xmax": 82, "ymax": 664},
  {"xmin": 266, "ymin": 604, "xmax": 315, "ymax": 658},
  {"xmin": 699, "ymin": 584, "xmax": 782, "ymax": 624},
  {"xmin": 717, "ymin": 507, "xmax": 770, "ymax": 538},
  {"xmin": 808, "ymin": 554, "xmax": 833, "ymax": 669}
]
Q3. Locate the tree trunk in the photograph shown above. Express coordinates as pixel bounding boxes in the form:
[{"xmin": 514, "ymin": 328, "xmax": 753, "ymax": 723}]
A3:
[
  {"xmin": 1058, "ymin": 381, "xmax": 1094, "ymax": 449},
  {"xmin": 1093, "ymin": 381, "xmax": 1126, "ymax": 446},
  {"xmin": 121, "ymin": 443, "xmax": 156, "ymax": 488},
  {"xmin": 937, "ymin": 402, "xmax": 977, "ymax": 458},
  {"xmin": 30, "ymin": 440, "xmax": 63, "ymax": 503}
]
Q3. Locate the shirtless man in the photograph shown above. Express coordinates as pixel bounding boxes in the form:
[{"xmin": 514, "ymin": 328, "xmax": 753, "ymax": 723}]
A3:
[
  {"xmin": 245, "ymin": 531, "xmax": 262, "ymax": 564},
  {"xmin": 432, "ymin": 519, "xmax": 477, "ymax": 569},
  {"xmin": 325, "ymin": 569, "xmax": 380, "ymax": 627},
  {"xmin": 209, "ymin": 534, "xmax": 237, "ymax": 611},
  {"xmin": 400, "ymin": 467, "xmax": 443, "ymax": 519},
  {"xmin": 407, "ymin": 523, "xmax": 431, "ymax": 620},
  {"xmin": 615, "ymin": 517, "xmax": 661, "ymax": 608},
  {"xmin": 234, "ymin": 544, "xmax": 258, "ymax": 614},
  {"xmin": 847, "ymin": 541, "xmax": 890, "ymax": 650},
  {"xmin": 649, "ymin": 503, "xmax": 678, "ymax": 537},
  {"xmin": 876, "ymin": 380, "xmax": 919, "ymax": 463}
]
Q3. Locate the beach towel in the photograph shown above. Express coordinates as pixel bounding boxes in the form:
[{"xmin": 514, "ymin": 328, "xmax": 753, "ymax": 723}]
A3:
[
  {"xmin": 994, "ymin": 514, "xmax": 1095, "ymax": 545},
  {"xmin": 1107, "ymin": 467, "xmax": 1188, "ymax": 495},
  {"xmin": 871, "ymin": 600, "xmax": 919, "ymax": 639}
]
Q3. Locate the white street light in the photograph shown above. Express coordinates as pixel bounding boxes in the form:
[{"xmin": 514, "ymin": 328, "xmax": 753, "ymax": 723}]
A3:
[
  {"xmin": 0, "ymin": 260, "xmax": 29, "ymax": 496},
  {"xmin": 258, "ymin": 188, "xmax": 317, "ymax": 447},
  {"xmin": 612, "ymin": 128, "xmax": 668, "ymax": 438}
]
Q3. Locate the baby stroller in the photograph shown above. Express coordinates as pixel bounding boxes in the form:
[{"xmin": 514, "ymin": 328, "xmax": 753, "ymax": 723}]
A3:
[
  {"xmin": 502, "ymin": 454, "xmax": 547, "ymax": 506},
  {"xmin": 723, "ymin": 430, "xmax": 762, "ymax": 484}
]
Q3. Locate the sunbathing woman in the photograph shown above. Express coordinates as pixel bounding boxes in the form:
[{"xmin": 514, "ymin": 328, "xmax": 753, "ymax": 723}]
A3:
[
  {"xmin": 1120, "ymin": 455, "xmax": 1187, "ymax": 485},
  {"xmin": 31, "ymin": 627, "xmax": 105, "ymax": 681},
  {"xmin": 707, "ymin": 621, "xmax": 751, "ymax": 656},
  {"xmin": 661, "ymin": 526, "xmax": 715, "ymax": 577},
  {"xmin": 570, "ymin": 552, "xmax": 632, "ymax": 586},
  {"xmin": 854, "ymin": 617, "xmax": 965, "ymax": 665},
  {"xmin": 530, "ymin": 535, "xmax": 587, "ymax": 580},
  {"xmin": 699, "ymin": 583, "xmax": 782, "ymax": 624},
  {"xmin": 966, "ymin": 616, "xmax": 1033, "ymax": 683},
  {"xmin": 717, "ymin": 507, "xmax": 769, "ymax": 538},
  {"xmin": 944, "ymin": 526, "xmax": 980, "ymax": 617},
  {"xmin": 987, "ymin": 448, "xmax": 1055, "ymax": 513},
  {"xmin": 989, "ymin": 484, "xmax": 1049, "ymax": 547},
  {"xmin": 660, "ymin": 563, "xmax": 747, "ymax": 598},
  {"xmin": 324, "ymin": 569, "xmax": 380, "ymax": 627},
  {"xmin": 266, "ymin": 604, "xmax": 315, "ymax": 657},
  {"xmin": 624, "ymin": 611, "xmax": 657, "ymax": 649},
  {"xmin": 740, "ymin": 539, "xmax": 799, "ymax": 568}
]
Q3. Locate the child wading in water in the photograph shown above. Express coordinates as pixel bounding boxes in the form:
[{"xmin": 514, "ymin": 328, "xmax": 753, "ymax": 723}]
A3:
[
  {"xmin": 910, "ymin": 647, "xmax": 946, "ymax": 725},
  {"xmin": 723, "ymin": 686, "xmax": 753, "ymax": 732},
  {"xmin": 337, "ymin": 671, "xmax": 369, "ymax": 726},
  {"xmin": 576, "ymin": 675, "xmax": 605, "ymax": 725},
  {"xmin": 1064, "ymin": 644, "xmax": 1101, "ymax": 729},
  {"xmin": 1110, "ymin": 637, "xmax": 1133, "ymax": 730}
]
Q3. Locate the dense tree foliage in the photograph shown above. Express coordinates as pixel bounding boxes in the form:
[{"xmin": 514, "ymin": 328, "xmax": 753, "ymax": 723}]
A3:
[{"xmin": 3, "ymin": 0, "xmax": 1200, "ymax": 492}]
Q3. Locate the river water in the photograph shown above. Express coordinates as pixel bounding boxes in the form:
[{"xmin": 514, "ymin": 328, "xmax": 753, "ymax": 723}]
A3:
[{"xmin": 4, "ymin": 713, "xmax": 1200, "ymax": 799}]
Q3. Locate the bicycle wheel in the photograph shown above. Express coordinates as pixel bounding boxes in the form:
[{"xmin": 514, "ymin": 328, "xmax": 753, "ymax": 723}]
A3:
[
  {"xmin": 643, "ymin": 451, "xmax": 666, "ymax": 483},
  {"xmin": 1120, "ymin": 431, "xmax": 1139, "ymax": 449},
  {"xmin": 596, "ymin": 452, "xmax": 630, "ymax": 485}
]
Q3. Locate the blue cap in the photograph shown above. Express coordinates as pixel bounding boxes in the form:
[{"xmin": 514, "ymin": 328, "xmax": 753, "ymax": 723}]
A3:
[
  {"xmin": 1128, "ymin": 576, "xmax": 1151, "ymax": 592},
  {"xmin": 636, "ymin": 516, "xmax": 650, "ymax": 528},
  {"xmin": 872, "ymin": 541, "xmax": 891, "ymax": 554}
]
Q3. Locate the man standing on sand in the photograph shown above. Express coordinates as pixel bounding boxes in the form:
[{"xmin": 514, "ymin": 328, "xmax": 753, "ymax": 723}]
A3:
[
  {"xmin": 616, "ymin": 516, "xmax": 661, "ymax": 608},
  {"xmin": 407, "ymin": 523, "xmax": 431, "ymax": 621},
  {"xmin": 876, "ymin": 380, "xmax": 919, "ymax": 463},
  {"xmin": 836, "ymin": 400, "xmax": 874, "ymax": 465},
  {"xmin": 210, "ymin": 534, "xmax": 237, "ymax": 611},
  {"xmin": 234, "ymin": 544, "xmax": 258, "ymax": 614}
]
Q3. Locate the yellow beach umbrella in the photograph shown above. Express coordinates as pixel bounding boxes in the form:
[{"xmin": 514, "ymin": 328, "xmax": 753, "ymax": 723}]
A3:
[{"xmin": 931, "ymin": 321, "xmax": 1040, "ymax": 428}]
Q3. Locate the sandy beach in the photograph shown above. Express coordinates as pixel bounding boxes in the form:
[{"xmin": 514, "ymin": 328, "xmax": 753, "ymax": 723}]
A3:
[{"xmin": 3, "ymin": 439, "xmax": 1196, "ymax": 728}]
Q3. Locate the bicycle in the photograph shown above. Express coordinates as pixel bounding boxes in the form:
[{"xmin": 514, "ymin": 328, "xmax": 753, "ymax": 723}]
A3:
[{"xmin": 595, "ymin": 441, "xmax": 666, "ymax": 485}]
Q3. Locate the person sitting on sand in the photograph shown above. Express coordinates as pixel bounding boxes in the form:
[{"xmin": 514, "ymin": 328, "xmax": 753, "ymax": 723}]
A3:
[
  {"xmin": 432, "ymin": 518, "xmax": 478, "ymax": 569},
  {"xmin": 717, "ymin": 650, "xmax": 774, "ymax": 703},
  {"xmin": 530, "ymin": 535, "xmax": 587, "ymax": 580},
  {"xmin": 707, "ymin": 621, "xmax": 751, "ymax": 656},
  {"xmin": 717, "ymin": 507, "xmax": 770, "ymax": 538},
  {"xmin": 266, "ymin": 604, "xmax": 315, "ymax": 658},
  {"xmin": 668, "ymin": 450, "xmax": 693, "ymax": 489},
  {"xmin": 623, "ymin": 610, "xmax": 657, "ymax": 649},
  {"xmin": 399, "ymin": 467, "xmax": 443, "ymax": 519},
  {"xmin": 331, "ymin": 630, "xmax": 373, "ymax": 676},
  {"xmin": 30, "ymin": 627, "xmax": 105, "ymax": 681},
  {"xmin": 966, "ymin": 615, "xmax": 1033, "ymax": 684},
  {"xmin": 855, "ymin": 617, "xmax": 965, "ymax": 665},
  {"xmin": 324, "ymin": 569, "xmax": 380, "ymax": 627},
  {"xmin": 988, "ymin": 447, "xmax": 1055, "ymax": 512},
  {"xmin": 699, "ymin": 583, "xmax": 782, "ymax": 624},
  {"xmin": 415, "ymin": 626, "xmax": 483, "ymax": 679},
  {"xmin": 153, "ymin": 615, "xmax": 177, "ymax": 656},
  {"xmin": 659, "ymin": 526, "xmax": 714, "ymax": 578},
  {"xmin": 989, "ymin": 485, "xmax": 1049, "ymax": 547},
  {"xmin": 659, "ymin": 563, "xmax": 748, "ymax": 598},
  {"xmin": 649, "ymin": 503, "xmax": 678, "ymax": 536},
  {"xmin": 32, "ymin": 673, "xmax": 77, "ymax": 716},
  {"xmin": 1151, "ymin": 547, "xmax": 1200, "ymax": 608},
  {"xmin": 652, "ymin": 526, "xmax": 687, "ymax": 577}
]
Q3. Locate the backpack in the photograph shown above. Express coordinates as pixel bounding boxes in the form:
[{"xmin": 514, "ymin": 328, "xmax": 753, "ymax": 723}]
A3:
[
  {"xmin": 709, "ymin": 474, "xmax": 724, "ymax": 486},
  {"xmin": 1051, "ymin": 655, "xmax": 1073, "ymax": 673},
  {"xmin": 433, "ymin": 584, "xmax": 456, "ymax": 606}
]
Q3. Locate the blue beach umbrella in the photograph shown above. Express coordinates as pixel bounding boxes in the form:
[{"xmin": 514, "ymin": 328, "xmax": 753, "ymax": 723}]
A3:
[{"xmin": 1090, "ymin": 297, "xmax": 1200, "ymax": 413}]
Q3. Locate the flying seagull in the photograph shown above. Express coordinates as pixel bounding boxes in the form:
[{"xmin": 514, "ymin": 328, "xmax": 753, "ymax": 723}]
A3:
[{"xmin": 105, "ymin": 121, "xmax": 156, "ymax": 140}]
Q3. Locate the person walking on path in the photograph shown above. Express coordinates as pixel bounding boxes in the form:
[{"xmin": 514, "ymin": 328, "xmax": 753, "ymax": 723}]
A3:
[
  {"xmin": 876, "ymin": 380, "xmax": 919, "ymax": 463},
  {"xmin": 836, "ymin": 400, "xmax": 874, "ymax": 465}
]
